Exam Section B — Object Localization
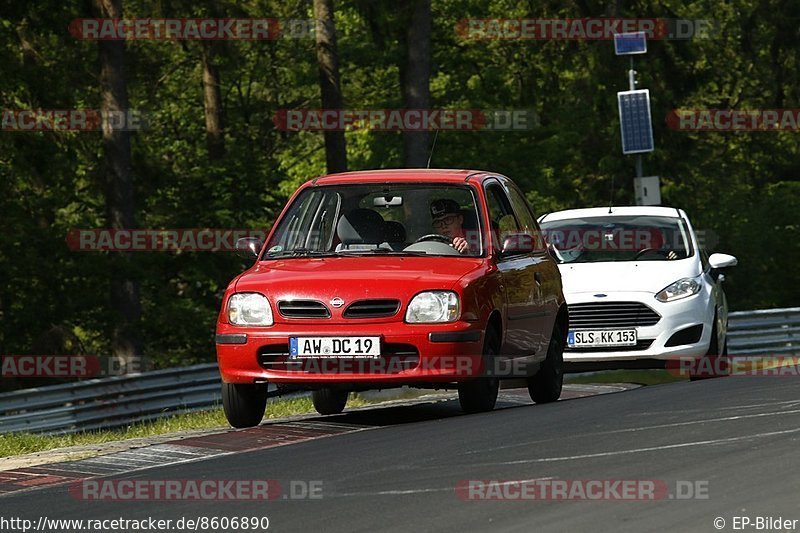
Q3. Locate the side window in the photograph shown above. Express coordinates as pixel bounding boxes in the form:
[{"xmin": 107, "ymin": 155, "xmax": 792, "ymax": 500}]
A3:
[
  {"xmin": 505, "ymin": 184, "xmax": 537, "ymax": 235},
  {"xmin": 485, "ymin": 183, "xmax": 520, "ymax": 251}
]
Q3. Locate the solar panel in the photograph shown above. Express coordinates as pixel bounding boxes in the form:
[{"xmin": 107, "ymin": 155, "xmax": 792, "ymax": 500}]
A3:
[
  {"xmin": 614, "ymin": 32, "xmax": 647, "ymax": 55},
  {"xmin": 618, "ymin": 89, "xmax": 654, "ymax": 154}
]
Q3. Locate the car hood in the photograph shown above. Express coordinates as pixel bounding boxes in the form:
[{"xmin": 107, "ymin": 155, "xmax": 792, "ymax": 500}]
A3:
[
  {"xmin": 235, "ymin": 256, "xmax": 484, "ymax": 301},
  {"xmin": 556, "ymin": 259, "xmax": 701, "ymax": 295}
]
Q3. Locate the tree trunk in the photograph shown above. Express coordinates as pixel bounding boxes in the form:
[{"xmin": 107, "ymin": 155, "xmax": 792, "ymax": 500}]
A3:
[
  {"xmin": 400, "ymin": 0, "xmax": 431, "ymax": 167},
  {"xmin": 95, "ymin": 0, "xmax": 143, "ymax": 361},
  {"xmin": 313, "ymin": 0, "xmax": 347, "ymax": 174},
  {"xmin": 201, "ymin": 40, "xmax": 225, "ymax": 161}
]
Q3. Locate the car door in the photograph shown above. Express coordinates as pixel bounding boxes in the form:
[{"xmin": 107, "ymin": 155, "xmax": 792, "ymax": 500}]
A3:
[
  {"xmin": 501, "ymin": 180, "xmax": 559, "ymax": 361},
  {"xmin": 484, "ymin": 180, "xmax": 540, "ymax": 365}
]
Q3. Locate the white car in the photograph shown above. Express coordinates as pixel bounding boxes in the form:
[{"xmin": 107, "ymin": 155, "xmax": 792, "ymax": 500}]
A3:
[{"xmin": 538, "ymin": 206, "xmax": 737, "ymax": 373}]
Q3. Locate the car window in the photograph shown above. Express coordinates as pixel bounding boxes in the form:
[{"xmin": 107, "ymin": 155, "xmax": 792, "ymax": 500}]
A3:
[
  {"xmin": 504, "ymin": 183, "xmax": 538, "ymax": 234},
  {"xmin": 264, "ymin": 184, "xmax": 484, "ymax": 257},
  {"xmin": 485, "ymin": 183, "xmax": 520, "ymax": 250},
  {"xmin": 539, "ymin": 215, "xmax": 695, "ymax": 263}
]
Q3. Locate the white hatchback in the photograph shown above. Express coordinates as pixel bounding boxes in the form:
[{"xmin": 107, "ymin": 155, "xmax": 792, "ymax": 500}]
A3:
[{"xmin": 538, "ymin": 206, "xmax": 737, "ymax": 371}]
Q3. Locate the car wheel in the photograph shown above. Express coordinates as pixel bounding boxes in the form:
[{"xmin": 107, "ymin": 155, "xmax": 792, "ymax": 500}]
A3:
[
  {"xmin": 528, "ymin": 321, "xmax": 565, "ymax": 403},
  {"xmin": 312, "ymin": 388, "xmax": 349, "ymax": 415},
  {"xmin": 458, "ymin": 328, "xmax": 500, "ymax": 414},
  {"xmin": 690, "ymin": 319, "xmax": 729, "ymax": 381},
  {"xmin": 221, "ymin": 382, "xmax": 268, "ymax": 428}
]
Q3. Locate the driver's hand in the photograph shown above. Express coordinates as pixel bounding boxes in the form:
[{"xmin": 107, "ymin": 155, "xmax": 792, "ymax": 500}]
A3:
[{"xmin": 451, "ymin": 236, "xmax": 469, "ymax": 254}]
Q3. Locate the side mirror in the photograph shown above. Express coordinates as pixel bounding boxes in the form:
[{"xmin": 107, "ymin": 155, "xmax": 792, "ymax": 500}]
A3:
[
  {"xmin": 547, "ymin": 242, "xmax": 562, "ymax": 262},
  {"xmin": 708, "ymin": 253, "xmax": 737, "ymax": 269},
  {"xmin": 236, "ymin": 237, "xmax": 263, "ymax": 259},
  {"xmin": 501, "ymin": 232, "xmax": 535, "ymax": 255}
]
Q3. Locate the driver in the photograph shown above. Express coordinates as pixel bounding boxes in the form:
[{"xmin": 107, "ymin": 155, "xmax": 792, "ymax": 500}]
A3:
[{"xmin": 430, "ymin": 198, "xmax": 471, "ymax": 254}]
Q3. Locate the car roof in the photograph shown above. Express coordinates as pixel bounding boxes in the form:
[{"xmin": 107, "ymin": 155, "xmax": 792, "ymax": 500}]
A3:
[
  {"xmin": 307, "ymin": 168, "xmax": 497, "ymax": 186},
  {"xmin": 540, "ymin": 206, "xmax": 686, "ymax": 222}
]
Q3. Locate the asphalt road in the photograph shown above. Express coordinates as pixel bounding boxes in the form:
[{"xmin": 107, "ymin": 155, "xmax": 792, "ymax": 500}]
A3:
[{"xmin": 5, "ymin": 377, "xmax": 800, "ymax": 533}]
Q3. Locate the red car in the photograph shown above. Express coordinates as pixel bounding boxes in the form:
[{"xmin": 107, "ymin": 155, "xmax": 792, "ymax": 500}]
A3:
[{"xmin": 215, "ymin": 169, "xmax": 567, "ymax": 427}]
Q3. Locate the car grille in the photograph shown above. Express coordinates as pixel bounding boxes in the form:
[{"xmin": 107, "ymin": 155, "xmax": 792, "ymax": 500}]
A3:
[
  {"xmin": 565, "ymin": 339, "xmax": 655, "ymax": 352},
  {"xmin": 258, "ymin": 343, "xmax": 418, "ymax": 373},
  {"xmin": 343, "ymin": 299, "xmax": 401, "ymax": 318},
  {"xmin": 277, "ymin": 300, "xmax": 330, "ymax": 319},
  {"xmin": 568, "ymin": 302, "xmax": 661, "ymax": 329}
]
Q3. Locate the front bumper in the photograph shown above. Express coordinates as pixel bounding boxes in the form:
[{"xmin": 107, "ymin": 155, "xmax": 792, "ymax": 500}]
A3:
[
  {"xmin": 563, "ymin": 291, "xmax": 714, "ymax": 363},
  {"xmin": 216, "ymin": 320, "xmax": 486, "ymax": 385}
]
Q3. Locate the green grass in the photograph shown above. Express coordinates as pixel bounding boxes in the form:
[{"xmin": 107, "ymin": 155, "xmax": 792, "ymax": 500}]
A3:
[
  {"xmin": 0, "ymin": 394, "xmax": 382, "ymax": 459},
  {"xmin": 566, "ymin": 369, "xmax": 684, "ymax": 386}
]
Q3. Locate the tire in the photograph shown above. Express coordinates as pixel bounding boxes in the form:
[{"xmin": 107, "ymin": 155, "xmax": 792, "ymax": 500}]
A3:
[
  {"xmin": 458, "ymin": 328, "xmax": 500, "ymax": 414},
  {"xmin": 221, "ymin": 382, "xmax": 268, "ymax": 428},
  {"xmin": 528, "ymin": 321, "xmax": 564, "ymax": 404},
  {"xmin": 690, "ymin": 319, "xmax": 729, "ymax": 381},
  {"xmin": 312, "ymin": 388, "xmax": 349, "ymax": 415}
]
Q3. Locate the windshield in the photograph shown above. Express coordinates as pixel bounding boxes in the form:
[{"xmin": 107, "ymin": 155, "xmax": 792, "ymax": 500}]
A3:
[
  {"xmin": 263, "ymin": 183, "xmax": 484, "ymax": 258},
  {"xmin": 539, "ymin": 215, "xmax": 694, "ymax": 263}
]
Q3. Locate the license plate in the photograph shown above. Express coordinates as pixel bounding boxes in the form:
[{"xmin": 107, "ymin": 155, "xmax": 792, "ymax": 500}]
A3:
[
  {"xmin": 289, "ymin": 336, "xmax": 381, "ymax": 358},
  {"xmin": 567, "ymin": 329, "xmax": 637, "ymax": 347}
]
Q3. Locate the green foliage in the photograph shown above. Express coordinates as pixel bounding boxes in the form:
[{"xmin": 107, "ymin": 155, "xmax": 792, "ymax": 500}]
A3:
[{"xmin": 0, "ymin": 0, "xmax": 798, "ymax": 378}]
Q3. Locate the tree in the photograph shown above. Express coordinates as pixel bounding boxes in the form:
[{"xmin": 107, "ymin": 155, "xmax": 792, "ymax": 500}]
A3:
[
  {"xmin": 400, "ymin": 0, "xmax": 431, "ymax": 167},
  {"xmin": 94, "ymin": 0, "xmax": 143, "ymax": 361},
  {"xmin": 201, "ymin": 40, "xmax": 225, "ymax": 161},
  {"xmin": 313, "ymin": 0, "xmax": 348, "ymax": 173}
]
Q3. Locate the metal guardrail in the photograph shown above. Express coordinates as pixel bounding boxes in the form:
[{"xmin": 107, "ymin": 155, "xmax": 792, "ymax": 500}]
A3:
[
  {"xmin": 1, "ymin": 307, "xmax": 797, "ymax": 435},
  {"xmin": 727, "ymin": 307, "xmax": 800, "ymax": 356},
  {"xmin": 0, "ymin": 364, "xmax": 276, "ymax": 436}
]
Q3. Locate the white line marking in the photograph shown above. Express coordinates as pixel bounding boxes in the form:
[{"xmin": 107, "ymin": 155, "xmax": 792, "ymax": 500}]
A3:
[{"xmin": 482, "ymin": 426, "xmax": 800, "ymax": 466}]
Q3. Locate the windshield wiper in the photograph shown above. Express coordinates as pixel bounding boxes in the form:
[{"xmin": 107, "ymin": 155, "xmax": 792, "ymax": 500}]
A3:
[
  {"xmin": 337, "ymin": 249, "xmax": 429, "ymax": 256},
  {"xmin": 265, "ymin": 248, "xmax": 337, "ymax": 258}
]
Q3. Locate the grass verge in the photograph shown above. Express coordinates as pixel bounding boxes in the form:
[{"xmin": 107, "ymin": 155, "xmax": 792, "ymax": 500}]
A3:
[
  {"xmin": 566, "ymin": 369, "xmax": 684, "ymax": 386},
  {"xmin": 0, "ymin": 394, "xmax": 382, "ymax": 459}
]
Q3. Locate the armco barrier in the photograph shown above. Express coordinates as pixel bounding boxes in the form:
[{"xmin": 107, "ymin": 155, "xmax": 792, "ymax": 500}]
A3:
[
  {"xmin": 0, "ymin": 364, "xmax": 276, "ymax": 435},
  {"xmin": 727, "ymin": 307, "xmax": 800, "ymax": 356}
]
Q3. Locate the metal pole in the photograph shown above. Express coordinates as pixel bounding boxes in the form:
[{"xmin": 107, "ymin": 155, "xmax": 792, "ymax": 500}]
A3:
[
  {"xmin": 629, "ymin": 56, "xmax": 643, "ymax": 179},
  {"xmin": 628, "ymin": 57, "xmax": 635, "ymax": 91}
]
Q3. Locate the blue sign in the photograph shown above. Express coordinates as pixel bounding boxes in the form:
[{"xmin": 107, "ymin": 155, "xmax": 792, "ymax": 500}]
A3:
[
  {"xmin": 614, "ymin": 32, "xmax": 647, "ymax": 55},
  {"xmin": 618, "ymin": 89, "xmax": 654, "ymax": 154}
]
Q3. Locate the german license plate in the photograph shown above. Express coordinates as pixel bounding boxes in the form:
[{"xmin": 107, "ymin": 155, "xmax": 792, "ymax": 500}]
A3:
[
  {"xmin": 567, "ymin": 329, "xmax": 637, "ymax": 347},
  {"xmin": 289, "ymin": 336, "xmax": 381, "ymax": 358}
]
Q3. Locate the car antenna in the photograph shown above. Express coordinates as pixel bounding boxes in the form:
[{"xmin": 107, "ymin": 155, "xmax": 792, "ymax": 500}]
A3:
[
  {"xmin": 608, "ymin": 174, "xmax": 615, "ymax": 213},
  {"xmin": 426, "ymin": 129, "xmax": 440, "ymax": 168}
]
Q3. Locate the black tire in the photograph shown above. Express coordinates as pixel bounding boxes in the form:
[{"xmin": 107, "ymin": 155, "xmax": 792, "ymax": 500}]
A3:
[
  {"xmin": 458, "ymin": 328, "xmax": 500, "ymax": 414},
  {"xmin": 312, "ymin": 388, "xmax": 349, "ymax": 415},
  {"xmin": 221, "ymin": 382, "xmax": 268, "ymax": 428},
  {"xmin": 528, "ymin": 321, "xmax": 564, "ymax": 403},
  {"xmin": 690, "ymin": 319, "xmax": 729, "ymax": 381}
]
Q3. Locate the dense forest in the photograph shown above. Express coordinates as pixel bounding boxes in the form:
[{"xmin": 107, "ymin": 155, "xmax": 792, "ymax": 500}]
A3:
[{"xmin": 1, "ymin": 0, "xmax": 798, "ymax": 373}]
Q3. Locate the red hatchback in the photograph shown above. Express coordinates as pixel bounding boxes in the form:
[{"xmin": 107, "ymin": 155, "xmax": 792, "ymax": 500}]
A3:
[{"xmin": 216, "ymin": 169, "xmax": 567, "ymax": 427}]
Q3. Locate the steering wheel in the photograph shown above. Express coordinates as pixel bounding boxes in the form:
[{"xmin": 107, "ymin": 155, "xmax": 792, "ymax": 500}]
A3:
[
  {"xmin": 633, "ymin": 248, "xmax": 661, "ymax": 259},
  {"xmin": 414, "ymin": 233, "xmax": 452, "ymax": 245}
]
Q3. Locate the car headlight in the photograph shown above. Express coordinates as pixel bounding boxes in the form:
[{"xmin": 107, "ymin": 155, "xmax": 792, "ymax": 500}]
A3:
[
  {"xmin": 655, "ymin": 277, "xmax": 702, "ymax": 303},
  {"xmin": 405, "ymin": 291, "xmax": 460, "ymax": 323},
  {"xmin": 227, "ymin": 293, "xmax": 274, "ymax": 326}
]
